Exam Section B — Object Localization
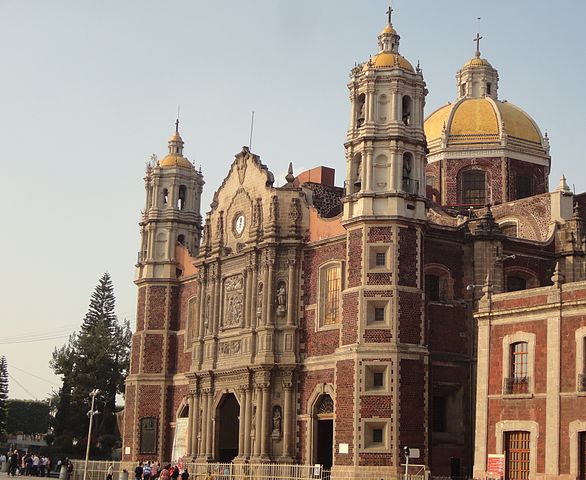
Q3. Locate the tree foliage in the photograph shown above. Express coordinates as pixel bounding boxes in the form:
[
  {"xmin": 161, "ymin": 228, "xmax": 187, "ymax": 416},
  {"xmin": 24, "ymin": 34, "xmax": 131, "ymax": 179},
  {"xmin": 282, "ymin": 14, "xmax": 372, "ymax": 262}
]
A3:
[
  {"xmin": 50, "ymin": 273, "xmax": 131, "ymax": 449},
  {"xmin": 0, "ymin": 356, "xmax": 8, "ymax": 439},
  {"xmin": 6, "ymin": 399, "xmax": 49, "ymax": 434}
]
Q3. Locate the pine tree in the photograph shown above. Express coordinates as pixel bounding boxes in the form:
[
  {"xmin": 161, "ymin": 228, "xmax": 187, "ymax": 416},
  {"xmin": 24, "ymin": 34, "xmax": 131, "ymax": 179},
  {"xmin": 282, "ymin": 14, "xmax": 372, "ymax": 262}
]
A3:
[
  {"xmin": 51, "ymin": 273, "xmax": 131, "ymax": 446},
  {"xmin": 0, "ymin": 356, "xmax": 9, "ymax": 439}
]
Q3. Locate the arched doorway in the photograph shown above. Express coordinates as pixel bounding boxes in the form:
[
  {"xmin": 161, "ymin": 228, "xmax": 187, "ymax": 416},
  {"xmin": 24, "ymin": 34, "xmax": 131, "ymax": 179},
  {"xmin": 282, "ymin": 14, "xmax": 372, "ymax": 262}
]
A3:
[
  {"xmin": 314, "ymin": 395, "xmax": 334, "ymax": 470},
  {"xmin": 216, "ymin": 393, "xmax": 239, "ymax": 462},
  {"xmin": 171, "ymin": 404, "xmax": 189, "ymax": 462}
]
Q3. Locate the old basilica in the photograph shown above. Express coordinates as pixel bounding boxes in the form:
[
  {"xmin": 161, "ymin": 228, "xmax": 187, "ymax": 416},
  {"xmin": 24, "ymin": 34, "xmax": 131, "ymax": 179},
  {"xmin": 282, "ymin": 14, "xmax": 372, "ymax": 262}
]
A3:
[{"xmin": 122, "ymin": 10, "xmax": 586, "ymax": 480}]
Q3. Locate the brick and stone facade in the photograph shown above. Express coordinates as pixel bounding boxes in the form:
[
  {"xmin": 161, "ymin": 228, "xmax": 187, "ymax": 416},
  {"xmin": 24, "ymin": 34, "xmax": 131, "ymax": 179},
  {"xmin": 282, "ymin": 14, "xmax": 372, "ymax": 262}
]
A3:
[{"xmin": 122, "ymin": 13, "xmax": 585, "ymax": 480}]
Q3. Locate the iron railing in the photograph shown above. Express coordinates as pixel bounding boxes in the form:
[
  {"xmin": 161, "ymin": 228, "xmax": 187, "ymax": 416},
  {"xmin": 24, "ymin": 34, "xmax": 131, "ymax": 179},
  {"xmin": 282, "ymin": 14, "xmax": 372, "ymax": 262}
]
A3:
[{"xmin": 504, "ymin": 376, "xmax": 530, "ymax": 395}]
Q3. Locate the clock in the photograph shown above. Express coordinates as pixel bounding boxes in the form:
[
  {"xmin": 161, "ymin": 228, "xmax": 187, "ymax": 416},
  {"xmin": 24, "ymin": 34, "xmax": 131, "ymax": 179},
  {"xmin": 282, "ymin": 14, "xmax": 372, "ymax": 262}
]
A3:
[{"xmin": 234, "ymin": 213, "xmax": 246, "ymax": 236}]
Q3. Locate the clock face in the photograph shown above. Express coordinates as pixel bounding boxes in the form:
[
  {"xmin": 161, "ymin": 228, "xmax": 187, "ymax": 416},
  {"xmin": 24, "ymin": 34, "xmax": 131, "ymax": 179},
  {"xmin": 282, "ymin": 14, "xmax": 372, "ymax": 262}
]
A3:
[{"xmin": 234, "ymin": 214, "xmax": 245, "ymax": 236}]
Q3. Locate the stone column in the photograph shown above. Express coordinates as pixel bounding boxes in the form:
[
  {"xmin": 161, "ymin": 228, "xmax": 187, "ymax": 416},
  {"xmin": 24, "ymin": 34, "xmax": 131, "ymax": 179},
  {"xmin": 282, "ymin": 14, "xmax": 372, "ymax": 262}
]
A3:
[
  {"xmin": 238, "ymin": 387, "xmax": 246, "ymax": 457},
  {"xmin": 262, "ymin": 262, "xmax": 269, "ymax": 327},
  {"xmin": 198, "ymin": 271, "xmax": 206, "ymax": 337},
  {"xmin": 186, "ymin": 393, "xmax": 195, "ymax": 457},
  {"xmin": 244, "ymin": 387, "xmax": 252, "ymax": 458},
  {"xmin": 199, "ymin": 391, "xmax": 209, "ymax": 460},
  {"xmin": 366, "ymin": 87, "xmax": 375, "ymax": 123},
  {"xmin": 205, "ymin": 391, "xmax": 214, "ymax": 459},
  {"xmin": 191, "ymin": 391, "xmax": 200, "ymax": 458},
  {"xmin": 251, "ymin": 263, "xmax": 259, "ymax": 329},
  {"xmin": 282, "ymin": 371, "xmax": 294, "ymax": 459},
  {"xmin": 244, "ymin": 266, "xmax": 252, "ymax": 328},
  {"xmin": 364, "ymin": 147, "xmax": 373, "ymax": 192},
  {"xmin": 209, "ymin": 269, "xmax": 217, "ymax": 336},
  {"xmin": 213, "ymin": 270, "xmax": 221, "ymax": 335},
  {"xmin": 253, "ymin": 386, "xmax": 262, "ymax": 457},
  {"xmin": 473, "ymin": 320, "xmax": 490, "ymax": 476},
  {"xmin": 286, "ymin": 258, "xmax": 296, "ymax": 327},
  {"xmin": 260, "ymin": 385, "xmax": 270, "ymax": 459}
]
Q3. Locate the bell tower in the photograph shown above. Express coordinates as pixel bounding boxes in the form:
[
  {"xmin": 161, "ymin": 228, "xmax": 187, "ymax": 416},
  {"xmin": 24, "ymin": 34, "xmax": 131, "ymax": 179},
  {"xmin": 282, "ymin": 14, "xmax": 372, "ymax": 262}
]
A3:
[
  {"xmin": 123, "ymin": 122, "xmax": 204, "ymax": 462},
  {"xmin": 137, "ymin": 121, "xmax": 204, "ymax": 280},
  {"xmin": 343, "ymin": 7, "xmax": 427, "ymax": 222}
]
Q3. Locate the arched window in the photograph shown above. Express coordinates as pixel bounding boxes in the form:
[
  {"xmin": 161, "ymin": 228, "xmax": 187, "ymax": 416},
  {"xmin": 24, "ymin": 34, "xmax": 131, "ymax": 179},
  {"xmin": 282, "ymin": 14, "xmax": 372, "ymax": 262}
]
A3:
[
  {"xmin": 402, "ymin": 96, "xmax": 412, "ymax": 125},
  {"xmin": 352, "ymin": 153, "xmax": 362, "ymax": 193},
  {"xmin": 178, "ymin": 185, "xmax": 187, "ymax": 210},
  {"xmin": 461, "ymin": 170, "xmax": 486, "ymax": 205},
  {"xmin": 177, "ymin": 234, "xmax": 186, "ymax": 245},
  {"xmin": 163, "ymin": 188, "xmax": 169, "ymax": 206},
  {"xmin": 356, "ymin": 93, "xmax": 366, "ymax": 128},
  {"xmin": 402, "ymin": 152, "xmax": 413, "ymax": 192}
]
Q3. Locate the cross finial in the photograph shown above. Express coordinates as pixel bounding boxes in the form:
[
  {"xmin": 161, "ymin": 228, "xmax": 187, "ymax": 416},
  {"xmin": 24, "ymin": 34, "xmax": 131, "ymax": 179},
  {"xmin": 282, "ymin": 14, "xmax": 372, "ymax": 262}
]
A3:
[
  {"xmin": 474, "ymin": 32, "xmax": 483, "ymax": 58},
  {"xmin": 386, "ymin": 1, "xmax": 393, "ymax": 25},
  {"xmin": 175, "ymin": 118, "xmax": 179, "ymax": 134}
]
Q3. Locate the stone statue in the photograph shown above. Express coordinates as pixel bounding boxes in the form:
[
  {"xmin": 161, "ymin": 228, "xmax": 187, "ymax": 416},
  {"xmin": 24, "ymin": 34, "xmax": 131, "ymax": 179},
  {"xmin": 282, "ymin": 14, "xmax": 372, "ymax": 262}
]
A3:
[
  {"xmin": 277, "ymin": 283, "xmax": 286, "ymax": 309},
  {"xmin": 272, "ymin": 406, "xmax": 282, "ymax": 435}
]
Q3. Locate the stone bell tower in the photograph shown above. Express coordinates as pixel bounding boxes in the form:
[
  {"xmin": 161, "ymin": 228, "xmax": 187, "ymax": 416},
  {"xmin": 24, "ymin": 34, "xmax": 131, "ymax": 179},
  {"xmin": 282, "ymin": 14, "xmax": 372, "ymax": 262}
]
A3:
[
  {"xmin": 123, "ymin": 122, "xmax": 204, "ymax": 462},
  {"xmin": 334, "ymin": 9, "xmax": 429, "ymax": 475},
  {"xmin": 343, "ymin": 6, "xmax": 427, "ymax": 221}
]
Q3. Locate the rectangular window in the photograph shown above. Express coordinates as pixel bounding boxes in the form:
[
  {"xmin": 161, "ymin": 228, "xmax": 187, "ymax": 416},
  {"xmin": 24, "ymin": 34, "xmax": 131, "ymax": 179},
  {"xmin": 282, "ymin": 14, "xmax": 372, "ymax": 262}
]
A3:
[
  {"xmin": 372, "ymin": 428, "xmax": 383, "ymax": 443},
  {"xmin": 324, "ymin": 266, "xmax": 341, "ymax": 325},
  {"xmin": 374, "ymin": 307, "xmax": 385, "ymax": 322},
  {"xmin": 373, "ymin": 372, "xmax": 384, "ymax": 388},
  {"xmin": 462, "ymin": 170, "xmax": 486, "ymax": 205},
  {"xmin": 140, "ymin": 417, "xmax": 157, "ymax": 454},
  {"xmin": 505, "ymin": 431, "xmax": 530, "ymax": 480},
  {"xmin": 506, "ymin": 342, "xmax": 529, "ymax": 394},
  {"xmin": 432, "ymin": 396, "xmax": 446, "ymax": 432},
  {"xmin": 375, "ymin": 252, "xmax": 386, "ymax": 267}
]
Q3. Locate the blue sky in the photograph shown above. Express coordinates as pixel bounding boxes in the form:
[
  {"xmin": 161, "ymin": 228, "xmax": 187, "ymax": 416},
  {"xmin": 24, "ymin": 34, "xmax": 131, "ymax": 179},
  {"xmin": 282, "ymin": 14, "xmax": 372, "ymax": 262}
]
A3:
[{"xmin": 1, "ymin": 0, "xmax": 584, "ymax": 399}]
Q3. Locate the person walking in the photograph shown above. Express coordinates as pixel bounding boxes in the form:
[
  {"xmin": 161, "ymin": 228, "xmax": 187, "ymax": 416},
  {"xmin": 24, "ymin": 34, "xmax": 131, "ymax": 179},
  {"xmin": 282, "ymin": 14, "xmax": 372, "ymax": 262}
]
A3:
[
  {"xmin": 8, "ymin": 450, "xmax": 19, "ymax": 476},
  {"xmin": 134, "ymin": 462, "xmax": 143, "ymax": 480},
  {"xmin": 106, "ymin": 464, "xmax": 113, "ymax": 480}
]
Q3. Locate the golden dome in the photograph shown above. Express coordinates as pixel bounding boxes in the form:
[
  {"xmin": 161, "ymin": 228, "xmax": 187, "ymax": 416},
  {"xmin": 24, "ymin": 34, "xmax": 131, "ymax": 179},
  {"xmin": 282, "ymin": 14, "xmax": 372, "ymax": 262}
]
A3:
[
  {"xmin": 159, "ymin": 154, "xmax": 193, "ymax": 169},
  {"xmin": 464, "ymin": 56, "xmax": 493, "ymax": 68},
  {"xmin": 363, "ymin": 52, "xmax": 414, "ymax": 72},
  {"xmin": 380, "ymin": 25, "xmax": 397, "ymax": 35},
  {"xmin": 424, "ymin": 97, "xmax": 543, "ymax": 146}
]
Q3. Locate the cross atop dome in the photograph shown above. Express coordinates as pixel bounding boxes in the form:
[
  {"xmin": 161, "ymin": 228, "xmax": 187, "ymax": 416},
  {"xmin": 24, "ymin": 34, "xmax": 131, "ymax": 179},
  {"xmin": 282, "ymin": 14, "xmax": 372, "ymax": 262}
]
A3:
[
  {"xmin": 386, "ymin": 3, "xmax": 393, "ymax": 26},
  {"xmin": 474, "ymin": 32, "xmax": 483, "ymax": 58}
]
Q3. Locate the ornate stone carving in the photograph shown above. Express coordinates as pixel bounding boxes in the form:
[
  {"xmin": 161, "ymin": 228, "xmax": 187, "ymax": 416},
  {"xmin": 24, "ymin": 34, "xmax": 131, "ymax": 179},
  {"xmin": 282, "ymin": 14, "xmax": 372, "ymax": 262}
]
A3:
[
  {"xmin": 223, "ymin": 274, "xmax": 244, "ymax": 328},
  {"xmin": 315, "ymin": 395, "xmax": 334, "ymax": 415},
  {"xmin": 218, "ymin": 340, "xmax": 242, "ymax": 356},
  {"xmin": 236, "ymin": 151, "xmax": 248, "ymax": 184},
  {"xmin": 271, "ymin": 405, "xmax": 282, "ymax": 438},
  {"xmin": 281, "ymin": 369, "xmax": 294, "ymax": 389},
  {"xmin": 256, "ymin": 282, "xmax": 263, "ymax": 319},
  {"xmin": 269, "ymin": 196, "xmax": 279, "ymax": 221},
  {"xmin": 254, "ymin": 369, "xmax": 271, "ymax": 388},
  {"xmin": 276, "ymin": 281, "xmax": 286, "ymax": 315}
]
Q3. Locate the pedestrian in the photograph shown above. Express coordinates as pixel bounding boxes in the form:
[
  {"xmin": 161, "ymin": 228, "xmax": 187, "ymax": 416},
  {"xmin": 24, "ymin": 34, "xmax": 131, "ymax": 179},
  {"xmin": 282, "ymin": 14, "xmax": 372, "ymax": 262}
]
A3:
[
  {"xmin": 134, "ymin": 462, "xmax": 143, "ymax": 480},
  {"xmin": 106, "ymin": 464, "xmax": 113, "ymax": 480},
  {"xmin": 66, "ymin": 460, "xmax": 74, "ymax": 480},
  {"xmin": 8, "ymin": 450, "xmax": 19, "ymax": 476},
  {"xmin": 171, "ymin": 465, "xmax": 179, "ymax": 480},
  {"xmin": 159, "ymin": 464, "xmax": 170, "ymax": 480},
  {"xmin": 143, "ymin": 462, "xmax": 152, "ymax": 480},
  {"xmin": 180, "ymin": 467, "xmax": 189, "ymax": 480},
  {"xmin": 151, "ymin": 462, "xmax": 159, "ymax": 480}
]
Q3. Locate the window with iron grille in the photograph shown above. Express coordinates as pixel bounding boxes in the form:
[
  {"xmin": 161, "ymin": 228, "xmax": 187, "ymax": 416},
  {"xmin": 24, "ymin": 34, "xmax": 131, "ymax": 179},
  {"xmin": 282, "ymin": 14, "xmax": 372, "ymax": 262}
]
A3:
[
  {"xmin": 505, "ymin": 431, "xmax": 530, "ymax": 480},
  {"xmin": 374, "ymin": 307, "xmax": 385, "ymax": 322},
  {"xmin": 461, "ymin": 170, "xmax": 487, "ymax": 205},
  {"xmin": 375, "ymin": 252, "xmax": 386, "ymax": 267},
  {"xmin": 323, "ymin": 265, "xmax": 341, "ymax": 326}
]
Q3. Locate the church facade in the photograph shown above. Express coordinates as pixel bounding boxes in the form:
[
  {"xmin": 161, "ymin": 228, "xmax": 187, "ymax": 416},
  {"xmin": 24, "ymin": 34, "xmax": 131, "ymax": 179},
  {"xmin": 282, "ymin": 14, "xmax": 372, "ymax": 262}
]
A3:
[{"xmin": 122, "ymin": 12, "xmax": 586, "ymax": 480}]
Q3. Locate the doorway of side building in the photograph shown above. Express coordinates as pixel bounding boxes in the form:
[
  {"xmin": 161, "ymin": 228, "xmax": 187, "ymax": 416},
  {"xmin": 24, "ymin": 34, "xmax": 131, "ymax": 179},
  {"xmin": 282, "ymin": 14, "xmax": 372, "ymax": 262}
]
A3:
[
  {"xmin": 216, "ymin": 393, "xmax": 239, "ymax": 462},
  {"xmin": 313, "ymin": 395, "xmax": 334, "ymax": 470},
  {"xmin": 579, "ymin": 431, "xmax": 586, "ymax": 480}
]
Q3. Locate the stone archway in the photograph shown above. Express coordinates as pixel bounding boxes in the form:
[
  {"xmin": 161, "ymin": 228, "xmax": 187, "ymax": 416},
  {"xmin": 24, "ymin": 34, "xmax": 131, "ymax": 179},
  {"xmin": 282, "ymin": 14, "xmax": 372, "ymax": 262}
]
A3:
[
  {"xmin": 313, "ymin": 395, "xmax": 334, "ymax": 470},
  {"xmin": 216, "ymin": 393, "xmax": 240, "ymax": 462}
]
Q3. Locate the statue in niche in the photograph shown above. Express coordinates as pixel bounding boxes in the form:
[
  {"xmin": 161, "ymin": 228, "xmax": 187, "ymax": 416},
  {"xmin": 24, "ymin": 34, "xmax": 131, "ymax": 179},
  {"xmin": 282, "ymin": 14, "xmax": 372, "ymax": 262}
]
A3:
[
  {"xmin": 256, "ymin": 283, "xmax": 263, "ymax": 319},
  {"xmin": 204, "ymin": 294, "xmax": 211, "ymax": 332},
  {"xmin": 276, "ymin": 282, "xmax": 286, "ymax": 315},
  {"xmin": 251, "ymin": 406, "xmax": 256, "ymax": 433},
  {"xmin": 271, "ymin": 406, "xmax": 282, "ymax": 438}
]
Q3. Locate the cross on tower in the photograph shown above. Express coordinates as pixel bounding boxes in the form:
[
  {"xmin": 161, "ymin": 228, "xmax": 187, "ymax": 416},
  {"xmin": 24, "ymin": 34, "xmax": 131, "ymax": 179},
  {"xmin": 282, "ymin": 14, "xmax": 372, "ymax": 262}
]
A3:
[
  {"xmin": 386, "ymin": 3, "xmax": 393, "ymax": 25},
  {"xmin": 175, "ymin": 118, "xmax": 179, "ymax": 134},
  {"xmin": 474, "ymin": 32, "xmax": 483, "ymax": 57}
]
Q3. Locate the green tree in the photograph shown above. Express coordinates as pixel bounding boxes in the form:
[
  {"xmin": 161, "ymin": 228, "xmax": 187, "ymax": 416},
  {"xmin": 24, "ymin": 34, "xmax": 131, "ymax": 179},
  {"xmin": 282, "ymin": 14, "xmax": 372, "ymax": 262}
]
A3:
[
  {"xmin": 0, "ymin": 356, "xmax": 8, "ymax": 440},
  {"xmin": 50, "ymin": 273, "xmax": 131, "ymax": 451},
  {"xmin": 6, "ymin": 399, "xmax": 49, "ymax": 435}
]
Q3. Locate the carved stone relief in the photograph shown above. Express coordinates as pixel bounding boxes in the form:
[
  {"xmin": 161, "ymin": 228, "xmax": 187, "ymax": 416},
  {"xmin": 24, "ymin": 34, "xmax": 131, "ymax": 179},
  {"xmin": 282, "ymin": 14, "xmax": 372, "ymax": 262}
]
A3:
[
  {"xmin": 218, "ymin": 340, "xmax": 242, "ymax": 356},
  {"xmin": 223, "ymin": 274, "xmax": 243, "ymax": 328}
]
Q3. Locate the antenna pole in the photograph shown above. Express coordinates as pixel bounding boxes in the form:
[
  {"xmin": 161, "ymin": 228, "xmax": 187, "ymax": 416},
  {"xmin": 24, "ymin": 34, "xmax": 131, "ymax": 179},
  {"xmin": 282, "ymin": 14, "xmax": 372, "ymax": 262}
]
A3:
[{"xmin": 249, "ymin": 111, "xmax": 255, "ymax": 151}]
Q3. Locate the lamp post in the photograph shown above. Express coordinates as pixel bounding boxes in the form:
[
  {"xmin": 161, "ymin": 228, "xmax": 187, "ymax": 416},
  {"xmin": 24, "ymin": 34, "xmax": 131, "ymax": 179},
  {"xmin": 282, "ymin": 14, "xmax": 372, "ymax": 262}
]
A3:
[{"xmin": 83, "ymin": 389, "xmax": 101, "ymax": 480}]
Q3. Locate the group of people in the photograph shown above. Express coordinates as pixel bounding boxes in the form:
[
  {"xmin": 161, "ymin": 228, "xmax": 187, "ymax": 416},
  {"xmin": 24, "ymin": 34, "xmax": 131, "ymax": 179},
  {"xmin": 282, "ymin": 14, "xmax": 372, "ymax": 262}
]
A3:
[
  {"xmin": 134, "ymin": 462, "xmax": 189, "ymax": 480},
  {"xmin": 2, "ymin": 450, "xmax": 74, "ymax": 478}
]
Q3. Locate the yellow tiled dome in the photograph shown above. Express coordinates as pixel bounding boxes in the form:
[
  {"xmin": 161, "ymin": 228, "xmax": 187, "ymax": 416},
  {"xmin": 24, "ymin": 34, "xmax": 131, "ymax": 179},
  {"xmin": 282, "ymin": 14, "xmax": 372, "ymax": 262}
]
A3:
[
  {"xmin": 424, "ymin": 97, "xmax": 542, "ymax": 146},
  {"xmin": 363, "ymin": 52, "xmax": 414, "ymax": 72},
  {"xmin": 159, "ymin": 154, "xmax": 193, "ymax": 169},
  {"xmin": 463, "ymin": 56, "xmax": 493, "ymax": 68},
  {"xmin": 380, "ymin": 25, "xmax": 397, "ymax": 35}
]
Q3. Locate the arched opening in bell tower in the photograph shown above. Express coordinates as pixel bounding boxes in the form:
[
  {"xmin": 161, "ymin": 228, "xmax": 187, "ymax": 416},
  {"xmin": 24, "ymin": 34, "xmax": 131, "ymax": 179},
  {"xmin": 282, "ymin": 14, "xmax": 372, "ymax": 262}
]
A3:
[
  {"xmin": 402, "ymin": 95, "xmax": 412, "ymax": 125},
  {"xmin": 216, "ymin": 393, "xmax": 240, "ymax": 462}
]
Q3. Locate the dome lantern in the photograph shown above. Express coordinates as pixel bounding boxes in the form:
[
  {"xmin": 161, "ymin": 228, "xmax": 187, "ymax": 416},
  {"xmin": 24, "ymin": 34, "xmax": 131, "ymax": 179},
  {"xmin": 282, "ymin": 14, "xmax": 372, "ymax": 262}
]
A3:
[{"xmin": 456, "ymin": 33, "xmax": 499, "ymax": 100}]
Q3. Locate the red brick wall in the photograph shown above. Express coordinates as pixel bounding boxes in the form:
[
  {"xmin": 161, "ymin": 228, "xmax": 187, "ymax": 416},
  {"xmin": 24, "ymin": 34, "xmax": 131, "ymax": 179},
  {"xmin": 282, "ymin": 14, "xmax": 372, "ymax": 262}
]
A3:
[
  {"xmin": 508, "ymin": 159, "xmax": 547, "ymax": 199},
  {"xmin": 489, "ymin": 320, "xmax": 547, "ymax": 395},
  {"xmin": 147, "ymin": 286, "xmax": 167, "ymax": 330},
  {"xmin": 398, "ymin": 291, "xmax": 422, "ymax": 344},
  {"xmin": 173, "ymin": 333, "xmax": 191, "ymax": 374},
  {"xmin": 341, "ymin": 292, "xmax": 359, "ymax": 345},
  {"xmin": 136, "ymin": 384, "xmax": 163, "ymax": 458},
  {"xmin": 367, "ymin": 273, "xmax": 392, "ymax": 285},
  {"xmin": 428, "ymin": 303, "xmax": 468, "ymax": 354},
  {"xmin": 136, "ymin": 287, "xmax": 146, "ymax": 331},
  {"xmin": 561, "ymin": 314, "xmax": 586, "ymax": 391},
  {"xmin": 178, "ymin": 279, "xmax": 198, "ymax": 330},
  {"xmin": 399, "ymin": 227, "xmax": 418, "ymax": 287},
  {"xmin": 334, "ymin": 360, "xmax": 355, "ymax": 465},
  {"xmin": 363, "ymin": 329, "xmax": 392, "ymax": 343},
  {"xmin": 143, "ymin": 334, "xmax": 164, "ymax": 374},
  {"xmin": 302, "ymin": 310, "xmax": 339, "ymax": 357},
  {"xmin": 130, "ymin": 335, "xmax": 141, "ymax": 374},
  {"xmin": 348, "ymin": 229, "xmax": 363, "ymax": 288},
  {"xmin": 560, "ymin": 396, "xmax": 586, "ymax": 473},
  {"xmin": 425, "ymin": 161, "xmax": 441, "ymax": 203},
  {"xmin": 368, "ymin": 226, "xmax": 393, "ymax": 243},
  {"xmin": 399, "ymin": 358, "xmax": 426, "ymax": 457},
  {"xmin": 358, "ymin": 452, "xmax": 393, "ymax": 466},
  {"xmin": 169, "ymin": 286, "xmax": 180, "ymax": 331},
  {"xmin": 359, "ymin": 395, "xmax": 392, "ymax": 417},
  {"xmin": 303, "ymin": 241, "xmax": 346, "ymax": 306},
  {"xmin": 444, "ymin": 157, "xmax": 503, "ymax": 206},
  {"xmin": 122, "ymin": 384, "xmax": 136, "ymax": 460}
]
